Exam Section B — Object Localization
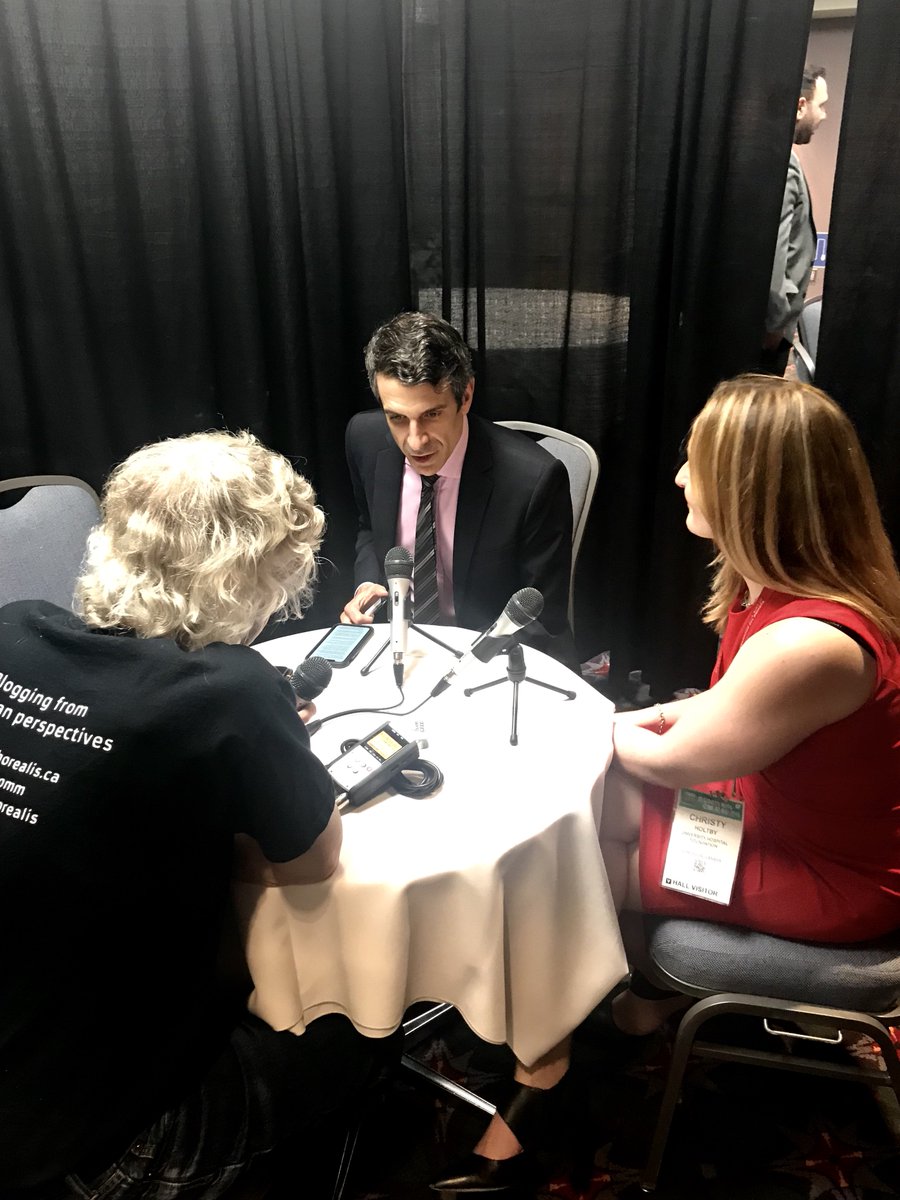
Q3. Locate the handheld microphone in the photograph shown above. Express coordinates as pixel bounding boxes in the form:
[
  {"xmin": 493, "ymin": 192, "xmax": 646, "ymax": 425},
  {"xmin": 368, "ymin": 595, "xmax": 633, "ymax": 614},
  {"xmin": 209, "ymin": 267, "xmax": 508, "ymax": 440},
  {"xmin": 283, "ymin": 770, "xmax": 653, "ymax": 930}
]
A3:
[
  {"xmin": 430, "ymin": 587, "xmax": 544, "ymax": 697},
  {"xmin": 385, "ymin": 546, "xmax": 413, "ymax": 687},
  {"xmin": 288, "ymin": 656, "xmax": 333, "ymax": 704}
]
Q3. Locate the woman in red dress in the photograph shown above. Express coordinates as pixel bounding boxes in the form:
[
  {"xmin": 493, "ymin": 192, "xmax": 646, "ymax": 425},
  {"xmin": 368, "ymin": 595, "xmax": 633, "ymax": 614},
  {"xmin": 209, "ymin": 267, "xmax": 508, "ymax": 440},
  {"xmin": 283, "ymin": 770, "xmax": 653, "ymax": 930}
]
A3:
[{"xmin": 600, "ymin": 374, "xmax": 900, "ymax": 1038}]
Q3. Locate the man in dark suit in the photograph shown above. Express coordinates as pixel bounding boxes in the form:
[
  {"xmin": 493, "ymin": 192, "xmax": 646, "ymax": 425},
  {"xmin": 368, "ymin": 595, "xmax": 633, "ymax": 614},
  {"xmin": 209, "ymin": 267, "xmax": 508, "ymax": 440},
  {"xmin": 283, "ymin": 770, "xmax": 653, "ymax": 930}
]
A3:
[
  {"xmin": 761, "ymin": 65, "xmax": 828, "ymax": 376},
  {"xmin": 340, "ymin": 311, "xmax": 575, "ymax": 661}
]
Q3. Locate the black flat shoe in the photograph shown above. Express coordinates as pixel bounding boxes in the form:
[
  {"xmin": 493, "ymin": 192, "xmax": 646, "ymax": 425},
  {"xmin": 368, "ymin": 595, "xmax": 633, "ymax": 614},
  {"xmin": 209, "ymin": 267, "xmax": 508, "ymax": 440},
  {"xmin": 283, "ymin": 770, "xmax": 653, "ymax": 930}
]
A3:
[{"xmin": 430, "ymin": 1149, "xmax": 536, "ymax": 1194}]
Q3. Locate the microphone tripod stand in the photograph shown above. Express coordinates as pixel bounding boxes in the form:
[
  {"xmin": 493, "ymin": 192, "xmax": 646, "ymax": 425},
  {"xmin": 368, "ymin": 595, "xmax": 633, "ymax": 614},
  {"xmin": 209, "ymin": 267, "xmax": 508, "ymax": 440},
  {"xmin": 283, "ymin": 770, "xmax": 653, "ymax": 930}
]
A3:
[
  {"xmin": 463, "ymin": 643, "xmax": 576, "ymax": 746},
  {"xmin": 360, "ymin": 624, "xmax": 462, "ymax": 676}
]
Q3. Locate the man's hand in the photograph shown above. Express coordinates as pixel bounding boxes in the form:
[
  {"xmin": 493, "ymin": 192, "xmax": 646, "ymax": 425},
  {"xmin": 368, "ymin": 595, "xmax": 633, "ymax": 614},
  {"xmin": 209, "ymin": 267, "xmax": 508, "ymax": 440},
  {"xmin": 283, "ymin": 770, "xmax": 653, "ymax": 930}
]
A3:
[
  {"xmin": 296, "ymin": 701, "xmax": 317, "ymax": 724},
  {"xmin": 340, "ymin": 582, "xmax": 387, "ymax": 625}
]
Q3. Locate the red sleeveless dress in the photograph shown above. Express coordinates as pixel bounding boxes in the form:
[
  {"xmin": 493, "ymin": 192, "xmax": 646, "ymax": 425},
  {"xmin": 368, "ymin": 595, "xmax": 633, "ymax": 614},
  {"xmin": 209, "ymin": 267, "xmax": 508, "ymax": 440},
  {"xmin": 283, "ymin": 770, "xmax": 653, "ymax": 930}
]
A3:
[{"xmin": 638, "ymin": 589, "xmax": 900, "ymax": 942}]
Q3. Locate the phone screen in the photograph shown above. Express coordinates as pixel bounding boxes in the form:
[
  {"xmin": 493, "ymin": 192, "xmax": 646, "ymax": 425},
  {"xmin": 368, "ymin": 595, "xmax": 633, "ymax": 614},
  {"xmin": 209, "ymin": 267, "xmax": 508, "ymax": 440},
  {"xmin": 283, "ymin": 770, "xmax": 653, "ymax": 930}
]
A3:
[{"xmin": 307, "ymin": 623, "xmax": 373, "ymax": 667}]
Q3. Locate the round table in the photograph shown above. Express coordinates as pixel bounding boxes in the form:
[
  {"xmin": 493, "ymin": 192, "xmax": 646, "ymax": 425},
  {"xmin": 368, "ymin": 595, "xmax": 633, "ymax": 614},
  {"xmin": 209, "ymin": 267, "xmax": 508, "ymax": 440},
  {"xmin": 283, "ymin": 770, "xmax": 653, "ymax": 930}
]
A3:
[{"xmin": 236, "ymin": 623, "xmax": 626, "ymax": 1067}]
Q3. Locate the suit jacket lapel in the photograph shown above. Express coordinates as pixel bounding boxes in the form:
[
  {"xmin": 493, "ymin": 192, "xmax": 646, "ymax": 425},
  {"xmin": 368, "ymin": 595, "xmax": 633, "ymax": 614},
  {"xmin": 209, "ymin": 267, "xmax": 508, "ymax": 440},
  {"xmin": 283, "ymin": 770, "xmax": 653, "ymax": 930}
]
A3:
[
  {"xmin": 373, "ymin": 443, "xmax": 404, "ymax": 566},
  {"xmin": 453, "ymin": 418, "xmax": 493, "ymax": 612}
]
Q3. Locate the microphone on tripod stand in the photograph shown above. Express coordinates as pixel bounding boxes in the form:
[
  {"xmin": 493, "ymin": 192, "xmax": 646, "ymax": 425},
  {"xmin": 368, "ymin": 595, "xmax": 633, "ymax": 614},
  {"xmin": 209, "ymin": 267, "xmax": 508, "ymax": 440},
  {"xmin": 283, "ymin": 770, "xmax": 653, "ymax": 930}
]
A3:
[
  {"xmin": 359, "ymin": 546, "xmax": 460, "ymax": 678},
  {"xmin": 457, "ymin": 605, "xmax": 576, "ymax": 745},
  {"xmin": 430, "ymin": 588, "xmax": 544, "ymax": 697}
]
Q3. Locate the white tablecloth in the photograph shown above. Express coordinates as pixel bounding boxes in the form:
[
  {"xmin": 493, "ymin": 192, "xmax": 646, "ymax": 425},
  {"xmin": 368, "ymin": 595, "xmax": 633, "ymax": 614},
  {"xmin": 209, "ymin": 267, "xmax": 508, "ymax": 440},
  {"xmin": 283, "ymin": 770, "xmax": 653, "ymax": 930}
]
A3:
[{"xmin": 236, "ymin": 624, "xmax": 626, "ymax": 1067}]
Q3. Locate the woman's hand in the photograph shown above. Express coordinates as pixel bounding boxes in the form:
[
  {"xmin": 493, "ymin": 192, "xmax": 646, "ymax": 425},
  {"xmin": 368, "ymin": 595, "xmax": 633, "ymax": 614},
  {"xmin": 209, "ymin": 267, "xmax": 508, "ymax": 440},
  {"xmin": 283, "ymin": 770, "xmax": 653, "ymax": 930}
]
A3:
[{"xmin": 612, "ymin": 618, "xmax": 875, "ymax": 788}]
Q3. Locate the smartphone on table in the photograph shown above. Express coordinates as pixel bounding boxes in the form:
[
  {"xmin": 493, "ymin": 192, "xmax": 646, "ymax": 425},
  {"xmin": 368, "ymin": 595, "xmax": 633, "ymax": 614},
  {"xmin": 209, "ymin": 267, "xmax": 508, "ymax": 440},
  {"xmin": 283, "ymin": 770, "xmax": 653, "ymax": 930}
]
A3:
[{"xmin": 306, "ymin": 623, "xmax": 373, "ymax": 668}]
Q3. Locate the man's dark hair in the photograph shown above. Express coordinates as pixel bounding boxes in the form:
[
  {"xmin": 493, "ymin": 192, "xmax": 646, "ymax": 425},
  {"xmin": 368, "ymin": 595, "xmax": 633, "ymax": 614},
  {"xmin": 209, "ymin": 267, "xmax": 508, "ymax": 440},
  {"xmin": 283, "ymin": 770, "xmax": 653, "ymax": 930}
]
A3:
[
  {"xmin": 364, "ymin": 311, "xmax": 474, "ymax": 407},
  {"xmin": 801, "ymin": 65, "xmax": 826, "ymax": 100}
]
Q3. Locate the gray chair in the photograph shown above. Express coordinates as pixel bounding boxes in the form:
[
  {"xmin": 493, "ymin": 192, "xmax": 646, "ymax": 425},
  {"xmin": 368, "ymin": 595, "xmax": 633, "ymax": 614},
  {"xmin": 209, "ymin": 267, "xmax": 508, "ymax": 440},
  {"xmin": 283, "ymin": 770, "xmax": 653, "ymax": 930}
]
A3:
[
  {"xmin": 0, "ymin": 475, "xmax": 100, "ymax": 611},
  {"xmin": 793, "ymin": 294, "xmax": 823, "ymax": 382},
  {"xmin": 494, "ymin": 421, "xmax": 600, "ymax": 633},
  {"xmin": 638, "ymin": 915, "xmax": 900, "ymax": 1191}
]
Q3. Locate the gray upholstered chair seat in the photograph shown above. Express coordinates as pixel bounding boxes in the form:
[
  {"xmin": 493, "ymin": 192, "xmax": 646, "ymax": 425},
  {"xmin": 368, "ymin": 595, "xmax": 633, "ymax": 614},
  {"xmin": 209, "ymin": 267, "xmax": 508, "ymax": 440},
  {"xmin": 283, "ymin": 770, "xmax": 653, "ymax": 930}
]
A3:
[
  {"xmin": 639, "ymin": 914, "xmax": 900, "ymax": 1191},
  {"xmin": 647, "ymin": 916, "xmax": 900, "ymax": 1012}
]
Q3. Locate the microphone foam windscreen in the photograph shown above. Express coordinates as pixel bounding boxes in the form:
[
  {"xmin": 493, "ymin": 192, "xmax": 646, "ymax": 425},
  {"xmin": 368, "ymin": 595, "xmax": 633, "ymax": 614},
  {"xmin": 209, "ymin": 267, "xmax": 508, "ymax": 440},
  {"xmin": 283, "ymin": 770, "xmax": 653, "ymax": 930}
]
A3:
[
  {"xmin": 385, "ymin": 545, "xmax": 414, "ymax": 579},
  {"xmin": 291, "ymin": 656, "xmax": 333, "ymax": 700},
  {"xmin": 507, "ymin": 587, "xmax": 544, "ymax": 624}
]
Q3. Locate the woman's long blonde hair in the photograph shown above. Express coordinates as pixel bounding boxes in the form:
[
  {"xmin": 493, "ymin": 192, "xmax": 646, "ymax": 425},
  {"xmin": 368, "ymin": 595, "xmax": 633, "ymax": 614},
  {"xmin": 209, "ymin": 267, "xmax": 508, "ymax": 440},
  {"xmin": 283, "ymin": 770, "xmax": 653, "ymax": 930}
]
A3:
[
  {"xmin": 686, "ymin": 375, "xmax": 900, "ymax": 640},
  {"xmin": 76, "ymin": 431, "xmax": 324, "ymax": 649}
]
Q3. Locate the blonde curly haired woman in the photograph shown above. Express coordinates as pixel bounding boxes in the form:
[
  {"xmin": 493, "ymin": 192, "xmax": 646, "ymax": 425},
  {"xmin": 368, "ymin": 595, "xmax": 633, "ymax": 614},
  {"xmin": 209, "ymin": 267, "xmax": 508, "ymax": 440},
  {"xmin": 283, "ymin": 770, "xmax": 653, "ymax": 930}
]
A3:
[{"xmin": 0, "ymin": 432, "xmax": 390, "ymax": 1197}]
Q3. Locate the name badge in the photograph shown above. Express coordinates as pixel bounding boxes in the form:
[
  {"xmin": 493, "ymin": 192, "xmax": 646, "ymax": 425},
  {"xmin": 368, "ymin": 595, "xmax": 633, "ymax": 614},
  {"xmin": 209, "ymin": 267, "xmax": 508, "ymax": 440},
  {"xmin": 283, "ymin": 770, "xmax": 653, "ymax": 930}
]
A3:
[{"xmin": 660, "ymin": 787, "xmax": 744, "ymax": 906}]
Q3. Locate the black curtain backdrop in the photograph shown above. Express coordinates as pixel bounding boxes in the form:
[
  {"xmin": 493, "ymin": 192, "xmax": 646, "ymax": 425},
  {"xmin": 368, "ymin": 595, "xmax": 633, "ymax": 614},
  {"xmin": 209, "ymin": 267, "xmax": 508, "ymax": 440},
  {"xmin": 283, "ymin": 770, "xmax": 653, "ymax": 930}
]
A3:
[
  {"xmin": 0, "ymin": 0, "xmax": 815, "ymax": 684},
  {"xmin": 0, "ymin": 0, "xmax": 412, "ymax": 618},
  {"xmin": 602, "ymin": 0, "xmax": 814, "ymax": 692},
  {"xmin": 816, "ymin": 0, "xmax": 900, "ymax": 555},
  {"xmin": 401, "ymin": 0, "xmax": 813, "ymax": 689}
]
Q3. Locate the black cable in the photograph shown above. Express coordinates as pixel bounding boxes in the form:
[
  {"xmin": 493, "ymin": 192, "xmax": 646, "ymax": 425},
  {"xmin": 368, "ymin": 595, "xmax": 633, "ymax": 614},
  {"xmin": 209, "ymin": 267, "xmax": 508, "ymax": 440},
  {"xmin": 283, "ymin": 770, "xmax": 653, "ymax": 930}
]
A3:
[
  {"xmin": 306, "ymin": 687, "xmax": 437, "ymax": 735},
  {"xmin": 305, "ymin": 688, "xmax": 406, "ymax": 735},
  {"xmin": 392, "ymin": 759, "xmax": 443, "ymax": 797},
  {"xmin": 381, "ymin": 693, "xmax": 434, "ymax": 718}
]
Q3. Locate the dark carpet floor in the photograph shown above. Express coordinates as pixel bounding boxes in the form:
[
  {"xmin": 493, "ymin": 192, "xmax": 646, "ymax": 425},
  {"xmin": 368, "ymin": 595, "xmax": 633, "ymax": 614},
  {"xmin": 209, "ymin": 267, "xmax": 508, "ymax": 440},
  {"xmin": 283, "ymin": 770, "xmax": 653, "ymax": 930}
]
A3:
[{"xmin": 326, "ymin": 1009, "xmax": 900, "ymax": 1200}]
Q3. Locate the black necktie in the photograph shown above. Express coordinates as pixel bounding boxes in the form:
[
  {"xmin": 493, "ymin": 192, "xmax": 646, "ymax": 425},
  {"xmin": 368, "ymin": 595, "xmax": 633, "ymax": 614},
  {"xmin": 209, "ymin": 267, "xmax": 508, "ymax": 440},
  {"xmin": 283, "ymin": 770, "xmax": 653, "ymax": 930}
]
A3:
[{"xmin": 413, "ymin": 475, "xmax": 440, "ymax": 624}]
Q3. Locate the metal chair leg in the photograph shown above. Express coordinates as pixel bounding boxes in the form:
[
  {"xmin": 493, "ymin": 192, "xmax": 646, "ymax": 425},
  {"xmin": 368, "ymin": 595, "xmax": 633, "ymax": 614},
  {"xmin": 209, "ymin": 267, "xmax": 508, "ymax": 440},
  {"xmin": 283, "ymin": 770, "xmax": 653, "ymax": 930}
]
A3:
[
  {"xmin": 400, "ymin": 1003, "xmax": 496, "ymax": 1113},
  {"xmin": 401, "ymin": 1052, "xmax": 497, "ymax": 1115},
  {"xmin": 639, "ymin": 995, "xmax": 725, "ymax": 1192},
  {"xmin": 331, "ymin": 1118, "xmax": 362, "ymax": 1200},
  {"xmin": 869, "ymin": 1019, "xmax": 900, "ymax": 1090}
]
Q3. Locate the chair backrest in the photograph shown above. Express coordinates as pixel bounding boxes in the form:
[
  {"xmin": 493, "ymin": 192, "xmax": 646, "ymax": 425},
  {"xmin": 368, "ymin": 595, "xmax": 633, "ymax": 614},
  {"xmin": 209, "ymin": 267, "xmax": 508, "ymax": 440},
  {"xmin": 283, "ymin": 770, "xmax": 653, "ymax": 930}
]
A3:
[
  {"xmin": 794, "ymin": 295, "xmax": 823, "ymax": 382},
  {"xmin": 494, "ymin": 421, "xmax": 600, "ymax": 632},
  {"xmin": 0, "ymin": 475, "xmax": 101, "ymax": 612}
]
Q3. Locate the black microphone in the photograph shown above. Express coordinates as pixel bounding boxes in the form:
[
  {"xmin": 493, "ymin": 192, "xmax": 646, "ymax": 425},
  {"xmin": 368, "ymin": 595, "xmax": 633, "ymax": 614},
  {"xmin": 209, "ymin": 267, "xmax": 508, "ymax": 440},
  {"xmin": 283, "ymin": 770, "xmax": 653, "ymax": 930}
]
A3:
[
  {"xmin": 430, "ymin": 588, "xmax": 544, "ymax": 697},
  {"xmin": 385, "ymin": 546, "xmax": 413, "ymax": 687},
  {"xmin": 289, "ymin": 656, "xmax": 333, "ymax": 703}
]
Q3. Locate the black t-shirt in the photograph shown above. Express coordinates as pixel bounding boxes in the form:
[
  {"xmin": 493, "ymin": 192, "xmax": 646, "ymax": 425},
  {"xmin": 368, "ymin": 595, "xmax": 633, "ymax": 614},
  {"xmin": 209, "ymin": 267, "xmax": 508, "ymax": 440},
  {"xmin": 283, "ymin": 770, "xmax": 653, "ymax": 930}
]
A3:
[{"xmin": 0, "ymin": 601, "xmax": 336, "ymax": 1187}]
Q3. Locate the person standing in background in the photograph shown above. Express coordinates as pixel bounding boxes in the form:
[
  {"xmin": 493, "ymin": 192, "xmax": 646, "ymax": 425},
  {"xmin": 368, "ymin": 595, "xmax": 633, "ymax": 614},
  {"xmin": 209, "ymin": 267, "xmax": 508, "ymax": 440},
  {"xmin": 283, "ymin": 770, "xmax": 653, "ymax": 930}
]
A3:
[{"xmin": 760, "ymin": 65, "xmax": 828, "ymax": 376}]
